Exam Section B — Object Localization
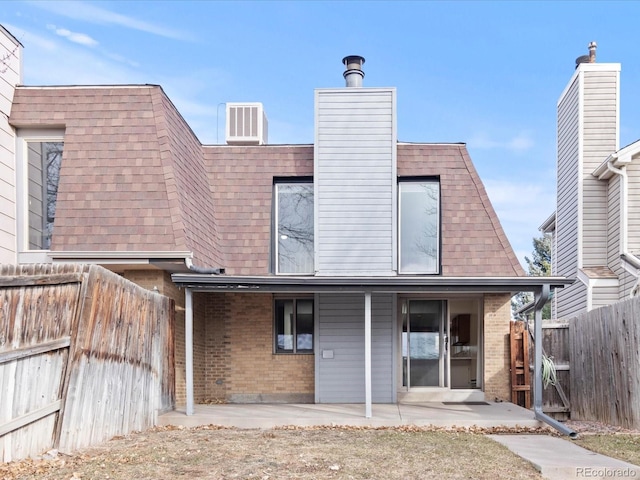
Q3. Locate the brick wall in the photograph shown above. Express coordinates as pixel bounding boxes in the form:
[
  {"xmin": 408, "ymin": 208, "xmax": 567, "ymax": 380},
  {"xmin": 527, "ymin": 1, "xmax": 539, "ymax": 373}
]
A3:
[
  {"xmin": 483, "ymin": 293, "xmax": 511, "ymax": 401},
  {"xmin": 205, "ymin": 293, "xmax": 315, "ymax": 403}
]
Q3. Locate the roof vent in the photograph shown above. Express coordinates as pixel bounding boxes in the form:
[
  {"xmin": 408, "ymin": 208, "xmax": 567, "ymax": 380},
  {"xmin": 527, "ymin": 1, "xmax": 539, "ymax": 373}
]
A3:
[
  {"xmin": 342, "ymin": 55, "xmax": 365, "ymax": 87},
  {"xmin": 226, "ymin": 102, "xmax": 268, "ymax": 145}
]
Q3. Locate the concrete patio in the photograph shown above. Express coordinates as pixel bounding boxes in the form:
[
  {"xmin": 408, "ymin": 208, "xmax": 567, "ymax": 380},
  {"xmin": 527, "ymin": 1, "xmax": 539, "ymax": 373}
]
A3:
[{"xmin": 159, "ymin": 401, "xmax": 545, "ymax": 430}]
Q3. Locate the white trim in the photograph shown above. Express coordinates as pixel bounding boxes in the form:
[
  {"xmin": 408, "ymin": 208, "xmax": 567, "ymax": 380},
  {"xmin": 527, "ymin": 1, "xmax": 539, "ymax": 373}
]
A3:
[
  {"xmin": 398, "ymin": 180, "xmax": 440, "ymax": 274},
  {"xmin": 16, "ymin": 85, "xmax": 158, "ymax": 90},
  {"xmin": 15, "ymin": 129, "xmax": 65, "ymax": 255},
  {"xmin": 576, "ymin": 269, "xmax": 619, "ymax": 311},
  {"xmin": 391, "ymin": 293, "xmax": 398, "ymax": 403},
  {"xmin": 556, "ymin": 63, "xmax": 621, "ymax": 107},
  {"xmin": 313, "ymin": 87, "xmax": 397, "ymax": 95},
  {"xmin": 391, "ymin": 89, "xmax": 398, "ymax": 273},
  {"xmin": 274, "ymin": 182, "xmax": 314, "ymax": 275},
  {"xmin": 577, "ymin": 72, "xmax": 584, "ymax": 271},
  {"xmin": 313, "ymin": 293, "xmax": 320, "ymax": 404},
  {"xmin": 364, "ymin": 291, "xmax": 372, "ymax": 418},
  {"xmin": 49, "ymin": 251, "xmax": 193, "ymax": 260},
  {"xmin": 185, "ymin": 288, "xmax": 194, "ymax": 416}
]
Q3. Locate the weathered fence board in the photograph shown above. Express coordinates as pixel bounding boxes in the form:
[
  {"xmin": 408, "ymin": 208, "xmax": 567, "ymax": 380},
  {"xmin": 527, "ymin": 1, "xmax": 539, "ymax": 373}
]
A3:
[
  {"xmin": 57, "ymin": 265, "xmax": 175, "ymax": 453},
  {"xmin": 570, "ymin": 297, "xmax": 640, "ymax": 429},
  {"xmin": 0, "ymin": 264, "xmax": 175, "ymax": 462},
  {"xmin": 0, "ymin": 266, "xmax": 83, "ymax": 462},
  {"xmin": 527, "ymin": 322, "xmax": 571, "ymax": 420}
]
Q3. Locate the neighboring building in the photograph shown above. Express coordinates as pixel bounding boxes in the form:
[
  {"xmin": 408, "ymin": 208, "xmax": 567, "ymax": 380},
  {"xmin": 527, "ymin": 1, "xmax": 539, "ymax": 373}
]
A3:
[
  {"xmin": 0, "ymin": 25, "xmax": 21, "ymax": 264},
  {"xmin": 2, "ymin": 25, "xmax": 566, "ymax": 414},
  {"xmin": 542, "ymin": 42, "xmax": 640, "ymax": 319}
]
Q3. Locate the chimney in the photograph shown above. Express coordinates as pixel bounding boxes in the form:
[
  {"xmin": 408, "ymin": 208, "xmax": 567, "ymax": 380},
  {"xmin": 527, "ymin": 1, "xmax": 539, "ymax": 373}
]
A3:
[
  {"xmin": 342, "ymin": 55, "xmax": 365, "ymax": 87},
  {"xmin": 575, "ymin": 41, "xmax": 597, "ymax": 68},
  {"xmin": 588, "ymin": 41, "xmax": 597, "ymax": 62}
]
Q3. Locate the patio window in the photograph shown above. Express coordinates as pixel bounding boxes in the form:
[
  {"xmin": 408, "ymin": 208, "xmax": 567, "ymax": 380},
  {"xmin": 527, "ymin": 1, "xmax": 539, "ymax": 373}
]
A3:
[
  {"xmin": 275, "ymin": 181, "xmax": 314, "ymax": 274},
  {"xmin": 274, "ymin": 298, "xmax": 314, "ymax": 354},
  {"xmin": 399, "ymin": 179, "xmax": 440, "ymax": 274}
]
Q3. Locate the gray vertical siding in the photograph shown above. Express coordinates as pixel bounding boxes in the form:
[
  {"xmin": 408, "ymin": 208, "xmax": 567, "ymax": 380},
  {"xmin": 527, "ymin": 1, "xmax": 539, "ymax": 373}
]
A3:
[
  {"xmin": 557, "ymin": 280, "xmax": 587, "ymax": 320},
  {"xmin": 555, "ymin": 65, "xmax": 620, "ymax": 319},
  {"xmin": 314, "ymin": 89, "xmax": 396, "ymax": 275},
  {"xmin": 556, "ymin": 76, "xmax": 581, "ymax": 318},
  {"xmin": 317, "ymin": 293, "xmax": 394, "ymax": 403},
  {"xmin": 582, "ymin": 70, "xmax": 618, "ymax": 268}
]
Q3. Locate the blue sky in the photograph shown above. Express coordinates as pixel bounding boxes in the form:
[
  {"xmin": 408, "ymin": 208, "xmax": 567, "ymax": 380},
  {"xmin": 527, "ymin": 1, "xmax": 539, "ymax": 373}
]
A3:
[{"xmin": 3, "ymin": 1, "xmax": 640, "ymax": 268}]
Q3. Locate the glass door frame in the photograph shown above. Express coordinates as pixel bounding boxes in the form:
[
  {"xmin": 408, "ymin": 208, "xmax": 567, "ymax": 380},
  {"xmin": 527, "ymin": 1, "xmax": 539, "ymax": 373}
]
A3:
[{"xmin": 400, "ymin": 299, "xmax": 448, "ymax": 389}]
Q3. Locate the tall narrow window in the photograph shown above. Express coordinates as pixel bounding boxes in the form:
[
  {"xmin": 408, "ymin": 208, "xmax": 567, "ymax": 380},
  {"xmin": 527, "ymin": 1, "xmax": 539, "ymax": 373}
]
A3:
[
  {"xmin": 276, "ymin": 182, "xmax": 314, "ymax": 274},
  {"xmin": 399, "ymin": 180, "xmax": 440, "ymax": 274},
  {"xmin": 27, "ymin": 141, "xmax": 64, "ymax": 250},
  {"xmin": 274, "ymin": 298, "xmax": 314, "ymax": 354}
]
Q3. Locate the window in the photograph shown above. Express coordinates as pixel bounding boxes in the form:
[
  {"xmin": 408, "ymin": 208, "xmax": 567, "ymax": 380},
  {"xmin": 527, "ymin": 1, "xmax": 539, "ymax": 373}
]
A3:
[
  {"xmin": 274, "ymin": 298, "xmax": 314, "ymax": 353},
  {"xmin": 399, "ymin": 179, "xmax": 440, "ymax": 274},
  {"xmin": 17, "ymin": 134, "xmax": 64, "ymax": 251},
  {"xmin": 275, "ymin": 182, "xmax": 314, "ymax": 274},
  {"xmin": 28, "ymin": 141, "xmax": 63, "ymax": 250}
]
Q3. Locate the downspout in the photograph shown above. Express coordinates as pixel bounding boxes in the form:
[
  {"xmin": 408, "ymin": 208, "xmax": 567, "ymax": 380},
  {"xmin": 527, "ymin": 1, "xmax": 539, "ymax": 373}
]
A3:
[
  {"xmin": 533, "ymin": 284, "xmax": 577, "ymax": 438},
  {"xmin": 604, "ymin": 158, "xmax": 640, "ymax": 297},
  {"xmin": 185, "ymin": 257, "xmax": 225, "ymax": 275}
]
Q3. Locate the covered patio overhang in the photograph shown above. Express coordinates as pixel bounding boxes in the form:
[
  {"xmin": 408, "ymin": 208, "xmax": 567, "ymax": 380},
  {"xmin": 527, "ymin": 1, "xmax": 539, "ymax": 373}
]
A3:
[{"xmin": 170, "ymin": 274, "xmax": 574, "ymax": 434}]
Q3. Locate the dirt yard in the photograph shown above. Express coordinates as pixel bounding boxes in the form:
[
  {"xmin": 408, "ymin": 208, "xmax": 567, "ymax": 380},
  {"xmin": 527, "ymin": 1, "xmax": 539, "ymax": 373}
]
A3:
[{"xmin": 1, "ymin": 425, "xmax": 545, "ymax": 479}]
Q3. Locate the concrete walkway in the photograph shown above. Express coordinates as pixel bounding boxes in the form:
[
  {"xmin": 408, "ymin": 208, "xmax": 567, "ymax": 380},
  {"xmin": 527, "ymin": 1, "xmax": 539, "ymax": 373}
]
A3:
[
  {"xmin": 490, "ymin": 435, "xmax": 640, "ymax": 480},
  {"xmin": 159, "ymin": 401, "xmax": 543, "ymax": 429}
]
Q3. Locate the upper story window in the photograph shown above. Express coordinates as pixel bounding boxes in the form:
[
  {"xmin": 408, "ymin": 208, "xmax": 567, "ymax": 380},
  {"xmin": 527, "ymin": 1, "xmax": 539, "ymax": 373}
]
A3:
[
  {"xmin": 399, "ymin": 179, "xmax": 440, "ymax": 274},
  {"xmin": 275, "ymin": 181, "xmax": 314, "ymax": 274},
  {"xmin": 16, "ymin": 130, "xmax": 65, "ymax": 253}
]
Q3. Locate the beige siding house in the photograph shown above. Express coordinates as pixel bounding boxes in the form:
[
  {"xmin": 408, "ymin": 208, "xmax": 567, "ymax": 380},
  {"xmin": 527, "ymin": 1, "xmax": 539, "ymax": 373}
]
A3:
[
  {"xmin": 544, "ymin": 43, "xmax": 640, "ymax": 318},
  {"xmin": 0, "ymin": 26, "xmax": 21, "ymax": 264}
]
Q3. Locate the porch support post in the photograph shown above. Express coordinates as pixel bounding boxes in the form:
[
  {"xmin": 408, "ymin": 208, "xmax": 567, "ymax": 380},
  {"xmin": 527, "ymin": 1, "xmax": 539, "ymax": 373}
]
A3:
[
  {"xmin": 364, "ymin": 291, "xmax": 372, "ymax": 418},
  {"xmin": 185, "ymin": 287, "xmax": 194, "ymax": 416}
]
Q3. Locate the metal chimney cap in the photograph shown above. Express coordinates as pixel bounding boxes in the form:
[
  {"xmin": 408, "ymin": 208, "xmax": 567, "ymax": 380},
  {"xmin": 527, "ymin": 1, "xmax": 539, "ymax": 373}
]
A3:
[
  {"xmin": 342, "ymin": 55, "xmax": 365, "ymax": 70},
  {"xmin": 342, "ymin": 55, "xmax": 365, "ymax": 87}
]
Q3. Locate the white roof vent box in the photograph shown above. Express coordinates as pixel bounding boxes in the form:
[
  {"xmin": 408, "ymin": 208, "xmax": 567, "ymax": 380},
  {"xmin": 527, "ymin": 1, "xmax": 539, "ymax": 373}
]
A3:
[{"xmin": 225, "ymin": 102, "xmax": 268, "ymax": 145}]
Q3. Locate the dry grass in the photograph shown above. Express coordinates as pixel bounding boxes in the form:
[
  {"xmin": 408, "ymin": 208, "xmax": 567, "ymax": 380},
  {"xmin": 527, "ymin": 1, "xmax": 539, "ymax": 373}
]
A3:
[
  {"xmin": 573, "ymin": 434, "xmax": 640, "ymax": 467},
  {"xmin": 1, "ymin": 426, "xmax": 544, "ymax": 479}
]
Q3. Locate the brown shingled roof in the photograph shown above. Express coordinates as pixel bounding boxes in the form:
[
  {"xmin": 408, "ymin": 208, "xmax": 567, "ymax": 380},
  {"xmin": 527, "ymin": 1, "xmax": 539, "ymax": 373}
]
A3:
[
  {"xmin": 10, "ymin": 87, "xmax": 522, "ymax": 278},
  {"xmin": 398, "ymin": 143, "xmax": 524, "ymax": 277},
  {"xmin": 9, "ymin": 86, "xmax": 224, "ymax": 268}
]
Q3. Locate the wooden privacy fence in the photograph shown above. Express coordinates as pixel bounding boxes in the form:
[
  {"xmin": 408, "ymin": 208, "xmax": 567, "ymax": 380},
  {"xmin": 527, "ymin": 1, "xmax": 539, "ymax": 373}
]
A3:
[
  {"xmin": 0, "ymin": 264, "xmax": 175, "ymax": 462},
  {"xmin": 511, "ymin": 321, "xmax": 571, "ymax": 419},
  {"xmin": 570, "ymin": 296, "xmax": 640, "ymax": 429}
]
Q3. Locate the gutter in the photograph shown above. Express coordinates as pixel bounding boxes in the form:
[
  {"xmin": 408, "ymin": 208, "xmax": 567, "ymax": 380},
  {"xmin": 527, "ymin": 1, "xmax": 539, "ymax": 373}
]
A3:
[
  {"xmin": 532, "ymin": 284, "xmax": 577, "ymax": 438},
  {"xmin": 184, "ymin": 257, "xmax": 225, "ymax": 275}
]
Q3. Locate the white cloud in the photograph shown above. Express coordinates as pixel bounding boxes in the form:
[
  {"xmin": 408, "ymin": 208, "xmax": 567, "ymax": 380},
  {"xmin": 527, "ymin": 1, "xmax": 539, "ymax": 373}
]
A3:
[
  {"xmin": 30, "ymin": 0, "xmax": 194, "ymax": 41},
  {"xmin": 468, "ymin": 131, "xmax": 534, "ymax": 153},
  {"xmin": 47, "ymin": 24, "xmax": 98, "ymax": 47}
]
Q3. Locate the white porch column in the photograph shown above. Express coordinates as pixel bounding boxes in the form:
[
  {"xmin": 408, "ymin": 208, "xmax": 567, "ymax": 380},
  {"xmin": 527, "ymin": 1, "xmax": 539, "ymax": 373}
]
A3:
[
  {"xmin": 185, "ymin": 287, "xmax": 194, "ymax": 416},
  {"xmin": 364, "ymin": 291, "xmax": 372, "ymax": 418}
]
